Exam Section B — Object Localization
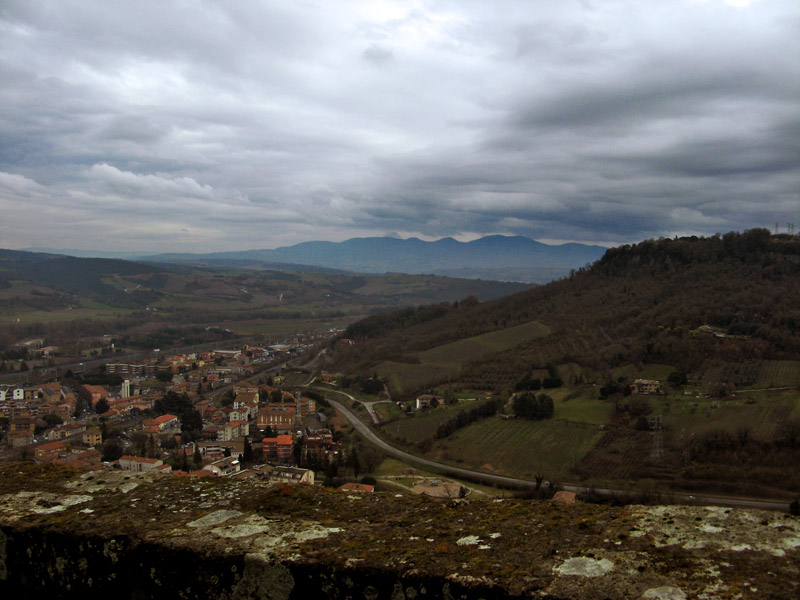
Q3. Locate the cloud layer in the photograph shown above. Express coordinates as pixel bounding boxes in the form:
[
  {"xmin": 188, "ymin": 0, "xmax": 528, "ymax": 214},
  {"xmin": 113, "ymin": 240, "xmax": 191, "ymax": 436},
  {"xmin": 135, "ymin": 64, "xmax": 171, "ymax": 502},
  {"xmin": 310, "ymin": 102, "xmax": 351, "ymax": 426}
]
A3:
[{"xmin": 1, "ymin": 0, "xmax": 797, "ymax": 251}]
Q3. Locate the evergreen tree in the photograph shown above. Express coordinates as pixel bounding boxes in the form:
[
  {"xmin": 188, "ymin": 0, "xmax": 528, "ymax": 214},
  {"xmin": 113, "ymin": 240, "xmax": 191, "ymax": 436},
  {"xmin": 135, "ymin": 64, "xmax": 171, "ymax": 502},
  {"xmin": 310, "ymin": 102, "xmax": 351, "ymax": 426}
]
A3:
[{"xmin": 242, "ymin": 437, "xmax": 253, "ymax": 465}]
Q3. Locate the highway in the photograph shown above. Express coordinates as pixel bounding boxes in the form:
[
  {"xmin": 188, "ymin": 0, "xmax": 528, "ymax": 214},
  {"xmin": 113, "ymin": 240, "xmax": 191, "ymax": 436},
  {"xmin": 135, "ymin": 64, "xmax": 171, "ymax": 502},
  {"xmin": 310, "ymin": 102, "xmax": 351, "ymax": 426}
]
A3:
[{"xmin": 326, "ymin": 397, "xmax": 791, "ymax": 512}]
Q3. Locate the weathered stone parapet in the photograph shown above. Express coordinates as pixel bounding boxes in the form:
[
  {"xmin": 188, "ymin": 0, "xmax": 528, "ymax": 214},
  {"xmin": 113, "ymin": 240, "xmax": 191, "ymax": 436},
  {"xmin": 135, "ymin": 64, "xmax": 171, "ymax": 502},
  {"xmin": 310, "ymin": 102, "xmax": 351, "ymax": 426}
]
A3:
[{"xmin": 1, "ymin": 463, "xmax": 798, "ymax": 599}]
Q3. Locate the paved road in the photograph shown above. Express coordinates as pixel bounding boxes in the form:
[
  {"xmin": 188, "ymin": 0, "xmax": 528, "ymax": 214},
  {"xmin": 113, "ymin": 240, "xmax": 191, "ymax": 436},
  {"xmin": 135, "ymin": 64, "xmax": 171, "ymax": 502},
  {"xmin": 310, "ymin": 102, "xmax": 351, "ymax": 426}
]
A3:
[
  {"xmin": 327, "ymin": 397, "xmax": 791, "ymax": 511},
  {"xmin": 311, "ymin": 387, "xmax": 391, "ymax": 425}
]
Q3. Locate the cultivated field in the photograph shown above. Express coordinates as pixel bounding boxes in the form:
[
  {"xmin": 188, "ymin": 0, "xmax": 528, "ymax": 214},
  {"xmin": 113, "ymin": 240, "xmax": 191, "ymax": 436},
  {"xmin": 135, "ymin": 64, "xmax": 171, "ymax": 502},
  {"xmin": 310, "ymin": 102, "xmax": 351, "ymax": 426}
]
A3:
[
  {"xmin": 381, "ymin": 400, "xmax": 484, "ymax": 445},
  {"xmin": 432, "ymin": 417, "xmax": 606, "ymax": 483},
  {"xmin": 376, "ymin": 321, "xmax": 551, "ymax": 395}
]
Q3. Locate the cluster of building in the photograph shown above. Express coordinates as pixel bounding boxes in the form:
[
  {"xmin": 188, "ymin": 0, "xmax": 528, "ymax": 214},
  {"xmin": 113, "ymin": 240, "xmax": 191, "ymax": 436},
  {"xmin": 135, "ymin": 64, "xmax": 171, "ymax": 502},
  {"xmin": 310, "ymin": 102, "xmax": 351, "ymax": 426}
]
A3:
[
  {"xmin": 1, "ymin": 383, "xmax": 80, "ymax": 448},
  {"xmin": 2, "ymin": 342, "xmax": 348, "ymax": 488}
]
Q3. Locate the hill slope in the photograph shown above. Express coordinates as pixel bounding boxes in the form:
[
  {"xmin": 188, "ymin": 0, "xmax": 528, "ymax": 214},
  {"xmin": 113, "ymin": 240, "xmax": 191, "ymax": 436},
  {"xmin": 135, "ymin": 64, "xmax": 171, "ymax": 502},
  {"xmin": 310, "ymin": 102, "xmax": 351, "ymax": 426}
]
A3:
[
  {"xmin": 0, "ymin": 249, "xmax": 533, "ymax": 353},
  {"xmin": 331, "ymin": 230, "xmax": 800, "ymax": 391}
]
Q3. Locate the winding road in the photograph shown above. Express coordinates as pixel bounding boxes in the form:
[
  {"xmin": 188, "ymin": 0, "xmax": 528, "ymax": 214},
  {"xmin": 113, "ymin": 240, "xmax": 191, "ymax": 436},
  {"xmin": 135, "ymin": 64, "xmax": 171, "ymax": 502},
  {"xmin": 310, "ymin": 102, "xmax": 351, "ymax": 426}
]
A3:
[{"xmin": 325, "ymin": 397, "xmax": 791, "ymax": 512}]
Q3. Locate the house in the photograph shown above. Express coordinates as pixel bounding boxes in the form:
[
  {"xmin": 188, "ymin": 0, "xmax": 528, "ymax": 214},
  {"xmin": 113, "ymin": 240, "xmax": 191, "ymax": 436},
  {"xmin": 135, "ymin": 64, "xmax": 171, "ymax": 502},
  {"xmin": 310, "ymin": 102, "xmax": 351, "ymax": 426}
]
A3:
[
  {"xmin": 44, "ymin": 423, "xmax": 86, "ymax": 442},
  {"xmin": 35, "ymin": 441, "xmax": 66, "ymax": 462},
  {"xmin": 257, "ymin": 405, "xmax": 296, "ymax": 433},
  {"xmin": 10, "ymin": 417, "xmax": 36, "ymax": 434},
  {"xmin": 81, "ymin": 385, "xmax": 110, "ymax": 408},
  {"xmin": 233, "ymin": 382, "xmax": 259, "ymax": 400},
  {"xmin": 218, "ymin": 420, "xmax": 249, "ymax": 441},
  {"xmin": 7, "ymin": 430, "xmax": 34, "ymax": 448},
  {"xmin": 415, "ymin": 395, "xmax": 443, "ymax": 410},
  {"xmin": 630, "ymin": 379, "xmax": 662, "ymax": 395},
  {"xmin": 552, "ymin": 491, "xmax": 578, "ymax": 504},
  {"xmin": 339, "ymin": 482, "xmax": 374, "ymax": 493},
  {"xmin": 227, "ymin": 407, "xmax": 250, "ymax": 423},
  {"xmin": 203, "ymin": 456, "xmax": 241, "ymax": 477},
  {"xmin": 55, "ymin": 447, "xmax": 102, "ymax": 469},
  {"xmin": 118, "ymin": 455, "xmax": 164, "ymax": 472},
  {"xmin": 194, "ymin": 440, "xmax": 246, "ymax": 461},
  {"xmin": 142, "ymin": 414, "xmax": 179, "ymax": 431},
  {"xmin": 269, "ymin": 466, "xmax": 314, "ymax": 485},
  {"xmin": 82, "ymin": 428, "xmax": 102, "ymax": 447},
  {"xmin": 262, "ymin": 434, "xmax": 294, "ymax": 463}
]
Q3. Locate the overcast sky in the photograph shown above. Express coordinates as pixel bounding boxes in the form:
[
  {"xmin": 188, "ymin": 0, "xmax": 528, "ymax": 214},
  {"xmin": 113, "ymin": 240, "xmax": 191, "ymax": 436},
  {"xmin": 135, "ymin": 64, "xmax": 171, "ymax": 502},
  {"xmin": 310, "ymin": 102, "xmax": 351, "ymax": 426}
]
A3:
[{"xmin": 1, "ymin": 0, "xmax": 798, "ymax": 253}]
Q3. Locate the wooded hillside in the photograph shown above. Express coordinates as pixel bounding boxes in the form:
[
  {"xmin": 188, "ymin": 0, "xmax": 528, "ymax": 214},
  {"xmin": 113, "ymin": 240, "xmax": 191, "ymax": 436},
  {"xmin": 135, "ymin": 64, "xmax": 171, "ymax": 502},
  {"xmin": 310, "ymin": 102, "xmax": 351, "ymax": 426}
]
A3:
[{"xmin": 331, "ymin": 230, "xmax": 800, "ymax": 391}]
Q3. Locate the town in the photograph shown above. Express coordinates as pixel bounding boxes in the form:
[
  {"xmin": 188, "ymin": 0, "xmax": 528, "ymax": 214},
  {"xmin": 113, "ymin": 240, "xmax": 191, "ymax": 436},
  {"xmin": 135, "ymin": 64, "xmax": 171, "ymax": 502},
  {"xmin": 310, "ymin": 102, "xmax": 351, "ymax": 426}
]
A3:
[{"xmin": 0, "ymin": 338, "xmax": 357, "ymax": 489}]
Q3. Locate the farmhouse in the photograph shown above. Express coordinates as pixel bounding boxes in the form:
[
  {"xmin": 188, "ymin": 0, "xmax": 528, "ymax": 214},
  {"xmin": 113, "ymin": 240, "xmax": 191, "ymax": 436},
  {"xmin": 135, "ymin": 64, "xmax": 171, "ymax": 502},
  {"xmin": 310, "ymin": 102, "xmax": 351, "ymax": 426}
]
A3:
[
  {"xmin": 415, "ymin": 394, "xmax": 443, "ymax": 410},
  {"xmin": 630, "ymin": 379, "xmax": 661, "ymax": 395}
]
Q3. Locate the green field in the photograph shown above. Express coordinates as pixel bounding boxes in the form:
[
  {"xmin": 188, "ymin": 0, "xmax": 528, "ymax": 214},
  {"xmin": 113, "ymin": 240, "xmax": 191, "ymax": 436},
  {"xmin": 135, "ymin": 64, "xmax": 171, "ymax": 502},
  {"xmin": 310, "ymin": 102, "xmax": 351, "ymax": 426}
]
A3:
[
  {"xmin": 755, "ymin": 361, "xmax": 800, "ymax": 387},
  {"xmin": 659, "ymin": 390, "xmax": 799, "ymax": 439},
  {"xmin": 700, "ymin": 360, "xmax": 800, "ymax": 389},
  {"xmin": 419, "ymin": 321, "xmax": 551, "ymax": 365},
  {"xmin": 433, "ymin": 417, "xmax": 606, "ymax": 482},
  {"xmin": 612, "ymin": 364, "xmax": 676, "ymax": 382},
  {"xmin": 0, "ymin": 307, "xmax": 136, "ymax": 324},
  {"xmin": 381, "ymin": 400, "xmax": 484, "ymax": 444},
  {"xmin": 376, "ymin": 321, "xmax": 551, "ymax": 395},
  {"xmin": 373, "ymin": 401, "xmax": 405, "ymax": 422},
  {"xmin": 214, "ymin": 318, "xmax": 356, "ymax": 335},
  {"xmin": 549, "ymin": 390, "xmax": 614, "ymax": 425}
]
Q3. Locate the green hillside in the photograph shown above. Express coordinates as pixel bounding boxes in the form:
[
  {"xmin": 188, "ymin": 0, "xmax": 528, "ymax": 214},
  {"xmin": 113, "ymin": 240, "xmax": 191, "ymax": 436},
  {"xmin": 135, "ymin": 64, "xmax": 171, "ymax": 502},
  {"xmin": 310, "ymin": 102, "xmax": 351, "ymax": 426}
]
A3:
[
  {"xmin": 333, "ymin": 230, "xmax": 800, "ymax": 390},
  {"xmin": 0, "ymin": 249, "xmax": 532, "ymax": 355},
  {"xmin": 330, "ymin": 231, "xmax": 800, "ymax": 498}
]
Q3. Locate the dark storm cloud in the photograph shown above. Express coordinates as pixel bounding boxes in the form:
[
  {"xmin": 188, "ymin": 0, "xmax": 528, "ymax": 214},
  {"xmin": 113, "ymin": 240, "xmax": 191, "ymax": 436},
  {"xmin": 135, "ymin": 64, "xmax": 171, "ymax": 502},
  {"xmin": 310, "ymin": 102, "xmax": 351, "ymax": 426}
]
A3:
[{"xmin": 0, "ymin": 1, "xmax": 798, "ymax": 251}]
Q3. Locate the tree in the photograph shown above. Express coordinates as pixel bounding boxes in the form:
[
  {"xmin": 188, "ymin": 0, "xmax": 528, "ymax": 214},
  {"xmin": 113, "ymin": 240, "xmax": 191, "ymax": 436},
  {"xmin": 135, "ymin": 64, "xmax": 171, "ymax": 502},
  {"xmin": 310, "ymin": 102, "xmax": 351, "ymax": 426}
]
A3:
[
  {"xmin": 193, "ymin": 445, "xmax": 203, "ymax": 468},
  {"xmin": 628, "ymin": 396, "xmax": 651, "ymax": 417},
  {"xmin": 19, "ymin": 361, "xmax": 29, "ymax": 372},
  {"xmin": 41, "ymin": 414, "xmax": 63, "ymax": 429},
  {"xmin": 242, "ymin": 437, "xmax": 254, "ymax": 465},
  {"xmin": 101, "ymin": 439, "xmax": 123, "ymax": 462},
  {"xmin": 95, "ymin": 398, "xmax": 110, "ymax": 415},
  {"xmin": 180, "ymin": 410, "xmax": 203, "ymax": 442},
  {"xmin": 131, "ymin": 432, "xmax": 148, "ymax": 456},
  {"xmin": 347, "ymin": 446, "xmax": 361, "ymax": 478},
  {"xmin": 154, "ymin": 391, "xmax": 192, "ymax": 416},
  {"xmin": 292, "ymin": 439, "xmax": 302, "ymax": 465},
  {"xmin": 513, "ymin": 392, "xmax": 554, "ymax": 420},
  {"xmin": 155, "ymin": 371, "xmax": 173, "ymax": 383},
  {"xmin": 790, "ymin": 498, "xmax": 800, "ymax": 516},
  {"xmin": 668, "ymin": 371, "xmax": 688, "ymax": 386}
]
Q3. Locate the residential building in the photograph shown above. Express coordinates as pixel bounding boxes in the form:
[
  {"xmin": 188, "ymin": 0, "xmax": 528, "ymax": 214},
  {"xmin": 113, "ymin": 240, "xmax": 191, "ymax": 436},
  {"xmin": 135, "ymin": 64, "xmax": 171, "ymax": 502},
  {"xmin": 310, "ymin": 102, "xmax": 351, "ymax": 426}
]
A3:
[
  {"xmin": 257, "ymin": 404, "xmax": 296, "ymax": 433},
  {"xmin": 82, "ymin": 428, "xmax": 102, "ymax": 447},
  {"xmin": 339, "ymin": 482, "xmax": 374, "ymax": 493},
  {"xmin": 262, "ymin": 434, "xmax": 294, "ymax": 463},
  {"xmin": 203, "ymin": 456, "xmax": 241, "ymax": 477},
  {"xmin": 35, "ymin": 441, "xmax": 67, "ymax": 462},
  {"xmin": 118, "ymin": 455, "xmax": 164, "ymax": 472},
  {"xmin": 218, "ymin": 420, "xmax": 249, "ymax": 441},
  {"xmin": 142, "ymin": 414, "xmax": 179, "ymax": 431},
  {"xmin": 269, "ymin": 466, "xmax": 314, "ymax": 485},
  {"xmin": 630, "ymin": 379, "xmax": 662, "ymax": 395}
]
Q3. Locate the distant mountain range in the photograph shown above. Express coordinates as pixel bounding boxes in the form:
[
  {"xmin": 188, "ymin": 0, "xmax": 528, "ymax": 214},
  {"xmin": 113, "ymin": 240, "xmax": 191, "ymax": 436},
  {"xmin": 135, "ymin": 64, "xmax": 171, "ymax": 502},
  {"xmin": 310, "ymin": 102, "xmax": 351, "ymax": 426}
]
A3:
[
  {"xmin": 139, "ymin": 236, "xmax": 607, "ymax": 283},
  {"xmin": 24, "ymin": 236, "xmax": 607, "ymax": 283}
]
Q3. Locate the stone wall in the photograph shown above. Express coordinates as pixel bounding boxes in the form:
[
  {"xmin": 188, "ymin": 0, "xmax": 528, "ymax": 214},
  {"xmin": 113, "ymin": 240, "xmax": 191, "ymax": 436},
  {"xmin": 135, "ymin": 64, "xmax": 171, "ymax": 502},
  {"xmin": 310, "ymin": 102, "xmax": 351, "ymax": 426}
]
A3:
[{"xmin": 1, "ymin": 464, "xmax": 798, "ymax": 599}]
